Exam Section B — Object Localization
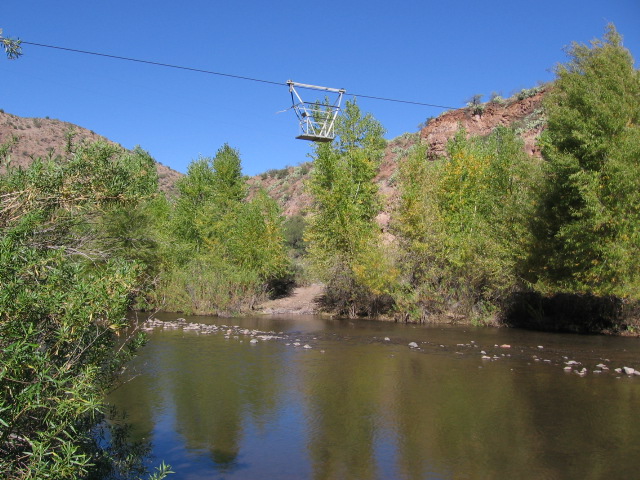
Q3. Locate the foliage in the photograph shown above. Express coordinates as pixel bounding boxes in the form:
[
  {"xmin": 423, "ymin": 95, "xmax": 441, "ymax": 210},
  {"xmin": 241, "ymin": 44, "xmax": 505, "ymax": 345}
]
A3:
[
  {"xmin": 489, "ymin": 92, "xmax": 505, "ymax": 104},
  {"xmin": 0, "ymin": 140, "xmax": 170, "ymax": 478},
  {"xmin": 0, "ymin": 28, "xmax": 22, "ymax": 60},
  {"xmin": 172, "ymin": 156, "xmax": 222, "ymax": 248},
  {"xmin": 156, "ymin": 144, "xmax": 290, "ymax": 314},
  {"xmin": 284, "ymin": 214, "xmax": 307, "ymax": 256},
  {"xmin": 154, "ymin": 253, "xmax": 263, "ymax": 315},
  {"xmin": 305, "ymin": 101, "xmax": 392, "ymax": 316},
  {"xmin": 465, "ymin": 94, "xmax": 485, "ymax": 115},
  {"xmin": 393, "ymin": 128, "xmax": 541, "ymax": 322},
  {"xmin": 530, "ymin": 24, "xmax": 640, "ymax": 299},
  {"xmin": 515, "ymin": 85, "xmax": 543, "ymax": 101},
  {"xmin": 417, "ymin": 117, "xmax": 435, "ymax": 130},
  {"xmin": 199, "ymin": 189, "xmax": 290, "ymax": 282}
]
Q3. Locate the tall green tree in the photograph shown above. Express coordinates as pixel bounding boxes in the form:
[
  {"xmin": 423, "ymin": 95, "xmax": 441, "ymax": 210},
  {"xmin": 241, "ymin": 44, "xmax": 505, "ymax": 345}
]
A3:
[
  {"xmin": 305, "ymin": 101, "xmax": 391, "ymax": 316},
  {"xmin": 531, "ymin": 24, "xmax": 640, "ymax": 298},
  {"xmin": 393, "ymin": 128, "xmax": 541, "ymax": 322},
  {"xmin": 159, "ymin": 144, "xmax": 290, "ymax": 314},
  {"xmin": 172, "ymin": 143, "xmax": 248, "ymax": 250}
]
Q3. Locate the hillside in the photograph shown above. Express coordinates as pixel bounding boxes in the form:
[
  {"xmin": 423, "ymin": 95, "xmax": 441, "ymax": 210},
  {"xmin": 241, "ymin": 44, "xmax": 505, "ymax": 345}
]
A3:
[
  {"xmin": 1, "ymin": 86, "xmax": 546, "ymax": 205},
  {"xmin": 249, "ymin": 86, "xmax": 547, "ymax": 219},
  {"xmin": 0, "ymin": 110, "xmax": 182, "ymax": 194}
]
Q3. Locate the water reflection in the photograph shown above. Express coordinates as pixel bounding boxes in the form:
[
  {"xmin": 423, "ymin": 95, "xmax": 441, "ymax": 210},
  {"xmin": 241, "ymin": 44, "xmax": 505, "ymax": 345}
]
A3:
[{"xmin": 109, "ymin": 315, "xmax": 640, "ymax": 480}]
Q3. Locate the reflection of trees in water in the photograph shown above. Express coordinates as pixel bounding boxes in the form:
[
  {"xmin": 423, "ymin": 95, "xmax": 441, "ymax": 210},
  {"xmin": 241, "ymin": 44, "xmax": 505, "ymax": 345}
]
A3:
[
  {"xmin": 95, "ymin": 406, "xmax": 161, "ymax": 479},
  {"xmin": 385, "ymin": 355, "xmax": 542, "ymax": 479},
  {"xmin": 300, "ymin": 346, "xmax": 388, "ymax": 480},
  {"xmin": 111, "ymin": 326, "xmax": 640, "ymax": 479},
  {"xmin": 300, "ymin": 344, "xmax": 640, "ymax": 480},
  {"xmin": 385, "ymin": 355, "xmax": 640, "ymax": 480},
  {"xmin": 107, "ymin": 340, "xmax": 164, "ymax": 443},
  {"xmin": 162, "ymin": 334, "xmax": 284, "ymax": 471},
  {"xmin": 507, "ymin": 372, "xmax": 640, "ymax": 480}
]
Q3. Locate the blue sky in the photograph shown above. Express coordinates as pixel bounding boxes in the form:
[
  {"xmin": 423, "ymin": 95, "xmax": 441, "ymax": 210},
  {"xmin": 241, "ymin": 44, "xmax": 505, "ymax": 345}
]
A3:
[{"xmin": 2, "ymin": 1, "xmax": 639, "ymax": 176}]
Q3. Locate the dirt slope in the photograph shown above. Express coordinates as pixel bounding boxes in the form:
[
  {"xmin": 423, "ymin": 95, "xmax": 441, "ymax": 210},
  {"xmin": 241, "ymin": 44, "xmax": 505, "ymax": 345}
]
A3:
[{"xmin": 0, "ymin": 110, "xmax": 182, "ymax": 194}]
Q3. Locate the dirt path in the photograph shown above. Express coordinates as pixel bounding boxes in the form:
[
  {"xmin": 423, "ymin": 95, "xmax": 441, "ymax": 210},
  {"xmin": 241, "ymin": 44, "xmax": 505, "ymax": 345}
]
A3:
[{"xmin": 256, "ymin": 283, "xmax": 324, "ymax": 315}]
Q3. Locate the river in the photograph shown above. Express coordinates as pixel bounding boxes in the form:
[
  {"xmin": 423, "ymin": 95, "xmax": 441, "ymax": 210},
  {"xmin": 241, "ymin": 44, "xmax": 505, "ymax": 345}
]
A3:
[{"xmin": 108, "ymin": 313, "xmax": 640, "ymax": 480}]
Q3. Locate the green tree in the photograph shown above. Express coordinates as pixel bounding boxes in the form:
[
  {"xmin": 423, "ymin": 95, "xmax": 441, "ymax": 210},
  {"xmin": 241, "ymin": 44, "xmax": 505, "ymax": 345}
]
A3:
[
  {"xmin": 305, "ymin": 100, "xmax": 391, "ymax": 316},
  {"xmin": 193, "ymin": 145, "xmax": 288, "ymax": 283},
  {"xmin": 172, "ymin": 143, "xmax": 247, "ymax": 250},
  {"xmin": 394, "ymin": 128, "xmax": 541, "ymax": 322},
  {"xmin": 219, "ymin": 190, "xmax": 289, "ymax": 281},
  {"xmin": 172, "ymin": 156, "xmax": 218, "ymax": 248},
  {"xmin": 531, "ymin": 24, "xmax": 640, "ymax": 299},
  {"xmin": 158, "ymin": 144, "xmax": 290, "ymax": 314},
  {"xmin": 0, "ymin": 140, "xmax": 171, "ymax": 478}
]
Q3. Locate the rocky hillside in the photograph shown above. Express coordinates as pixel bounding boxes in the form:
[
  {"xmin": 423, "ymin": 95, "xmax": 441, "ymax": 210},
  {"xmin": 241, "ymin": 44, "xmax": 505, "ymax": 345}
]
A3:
[
  {"xmin": 1, "ymin": 85, "xmax": 547, "ymax": 207},
  {"xmin": 249, "ymin": 86, "xmax": 547, "ymax": 218},
  {"xmin": 0, "ymin": 110, "xmax": 182, "ymax": 194}
]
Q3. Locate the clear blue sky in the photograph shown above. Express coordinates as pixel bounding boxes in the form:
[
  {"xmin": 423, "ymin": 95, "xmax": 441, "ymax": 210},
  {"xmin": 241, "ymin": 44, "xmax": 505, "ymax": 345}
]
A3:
[{"xmin": 2, "ymin": 1, "xmax": 639, "ymax": 176}]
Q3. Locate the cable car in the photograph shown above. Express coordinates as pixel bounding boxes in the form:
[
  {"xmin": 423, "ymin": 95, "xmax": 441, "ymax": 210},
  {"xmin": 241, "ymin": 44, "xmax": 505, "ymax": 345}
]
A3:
[{"xmin": 287, "ymin": 80, "xmax": 345, "ymax": 142}]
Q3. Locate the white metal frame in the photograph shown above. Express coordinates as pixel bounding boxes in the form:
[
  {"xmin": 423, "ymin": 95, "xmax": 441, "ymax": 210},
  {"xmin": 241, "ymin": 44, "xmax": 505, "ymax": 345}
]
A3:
[{"xmin": 287, "ymin": 80, "xmax": 346, "ymax": 142}]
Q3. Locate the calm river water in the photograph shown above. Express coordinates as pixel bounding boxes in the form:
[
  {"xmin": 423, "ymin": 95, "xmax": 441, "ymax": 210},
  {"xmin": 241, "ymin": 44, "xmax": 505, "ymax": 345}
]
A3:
[{"xmin": 109, "ymin": 313, "xmax": 640, "ymax": 480}]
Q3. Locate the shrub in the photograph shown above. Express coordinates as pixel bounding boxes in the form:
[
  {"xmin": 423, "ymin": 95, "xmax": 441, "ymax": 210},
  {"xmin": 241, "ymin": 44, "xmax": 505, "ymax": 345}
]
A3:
[{"xmin": 0, "ymin": 140, "xmax": 169, "ymax": 478}]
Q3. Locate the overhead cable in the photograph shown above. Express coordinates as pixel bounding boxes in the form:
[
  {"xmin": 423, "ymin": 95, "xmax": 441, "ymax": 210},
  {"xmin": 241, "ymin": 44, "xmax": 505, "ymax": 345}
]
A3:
[{"xmin": 21, "ymin": 40, "xmax": 457, "ymax": 110}]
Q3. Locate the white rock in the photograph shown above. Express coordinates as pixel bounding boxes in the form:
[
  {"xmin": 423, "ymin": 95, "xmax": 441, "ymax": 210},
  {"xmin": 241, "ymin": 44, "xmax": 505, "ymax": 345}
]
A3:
[
  {"xmin": 303, "ymin": 344, "xmax": 312, "ymax": 349},
  {"xmin": 249, "ymin": 338, "xmax": 258, "ymax": 344},
  {"xmin": 623, "ymin": 366, "xmax": 636, "ymax": 375},
  {"xmin": 408, "ymin": 342, "xmax": 419, "ymax": 348},
  {"xmin": 384, "ymin": 337, "xmax": 391, "ymax": 342}
]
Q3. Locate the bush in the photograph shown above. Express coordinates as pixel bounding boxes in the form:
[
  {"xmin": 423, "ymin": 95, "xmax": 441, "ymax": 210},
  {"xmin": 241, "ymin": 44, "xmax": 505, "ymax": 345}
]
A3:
[
  {"xmin": 156, "ymin": 253, "xmax": 263, "ymax": 315},
  {"xmin": 0, "ymin": 140, "xmax": 170, "ymax": 478}
]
